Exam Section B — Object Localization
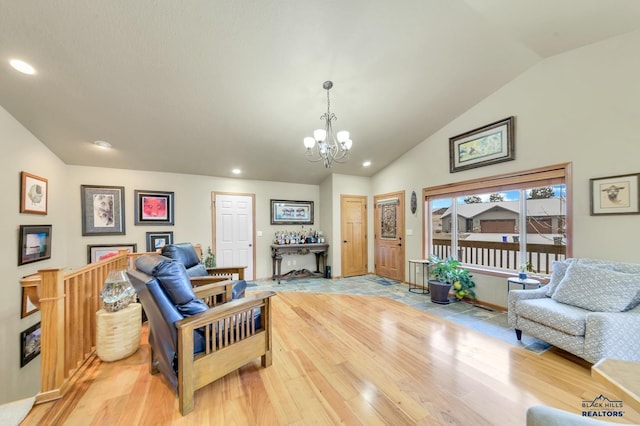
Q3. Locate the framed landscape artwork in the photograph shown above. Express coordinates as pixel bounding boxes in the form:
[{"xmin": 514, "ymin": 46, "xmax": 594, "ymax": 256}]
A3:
[
  {"xmin": 20, "ymin": 172, "xmax": 48, "ymax": 215},
  {"xmin": 590, "ymin": 173, "xmax": 640, "ymax": 215},
  {"xmin": 87, "ymin": 243, "xmax": 138, "ymax": 263},
  {"xmin": 270, "ymin": 200, "xmax": 314, "ymax": 225},
  {"xmin": 449, "ymin": 116, "xmax": 515, "ymax": 173},
  {"xmin": 18, "ymin": 224, "xmax": 52, "ymax": 266},
  {"xmin": 134, "ymin": 190, "xmax": 175, "ymax": 225},
  {"xmin": 146, "ymin": 231, "xmax": 174, "ymax": 252},
  {"xmin": 20, "ymin": 322, "xmax": 41, "ymax": 367},
  {"xmin": 81, "ymin": 185, "xmax": 126, "ymax": 235}
]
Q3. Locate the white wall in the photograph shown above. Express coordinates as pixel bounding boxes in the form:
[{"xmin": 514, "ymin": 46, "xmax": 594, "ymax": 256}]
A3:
[
  {"xmin": 319, "ymin": 174, "xmax": 334, "ymax": 275},
  {"xmin": 0, "ymin": 106, "xmax": 69, "ymax": 403},
  {"xmin": 372, "ymin": 29, "xmax": 640, "ymax": 308},
  {"xmin": 66, "ymin": 166, "xmax": 320, "ymax": 280}
]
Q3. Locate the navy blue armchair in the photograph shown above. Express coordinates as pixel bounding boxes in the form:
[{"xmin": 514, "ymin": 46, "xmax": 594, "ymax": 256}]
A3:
[
  {"xmin": 161, "ymin": 243, "xmax": 247, "ymax": 300},
  {"xmin": 128, "ymin": 254, "xmax": 274, "ymax": 415}
]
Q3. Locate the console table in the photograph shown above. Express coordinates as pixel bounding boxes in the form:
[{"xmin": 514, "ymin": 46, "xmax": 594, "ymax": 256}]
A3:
[{"xmin": 271, "ymin": 243, "xmax": 329, "ymax": 284}]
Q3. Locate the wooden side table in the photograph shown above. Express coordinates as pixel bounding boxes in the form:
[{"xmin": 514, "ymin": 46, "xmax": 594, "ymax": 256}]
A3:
[{"xmin": 96, "ymin": 302, "xmax": 142, "ymax": 362}]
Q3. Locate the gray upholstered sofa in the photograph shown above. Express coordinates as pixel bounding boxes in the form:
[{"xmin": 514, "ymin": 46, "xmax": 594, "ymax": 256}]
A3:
[{"xmin": 508, "ymin": 258, "xmax": 640, "ymax": 363}]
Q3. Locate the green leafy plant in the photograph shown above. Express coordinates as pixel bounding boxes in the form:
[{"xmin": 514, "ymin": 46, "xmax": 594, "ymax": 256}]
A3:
[
  {"xmin": 521, "ymin": 261, "xmax": 535, "ymax": 273},
  {"xmin": 203, "ymin": 246, "xmax": 216, "ymax": 268},
  {"xmin": 428, "ymin": 254, "xmax": 476, "ymax": 300}
]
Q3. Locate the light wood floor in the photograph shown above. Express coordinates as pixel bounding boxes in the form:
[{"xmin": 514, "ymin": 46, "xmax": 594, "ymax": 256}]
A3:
[{"xmin": 22, "ymin": 291, "xmax": 640, "ymax": 425}]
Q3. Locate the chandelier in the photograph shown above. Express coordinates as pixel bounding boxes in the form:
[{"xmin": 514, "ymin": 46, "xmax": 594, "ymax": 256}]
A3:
[{"xmin": 303, "ymin": 81, "xmax": 352, "ymax": 168}]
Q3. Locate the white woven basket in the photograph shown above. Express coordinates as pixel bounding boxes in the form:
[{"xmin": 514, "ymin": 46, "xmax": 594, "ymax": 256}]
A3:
[{"xmin": 96, "ymin": 303, "xmax": 142, "ymax": 362}]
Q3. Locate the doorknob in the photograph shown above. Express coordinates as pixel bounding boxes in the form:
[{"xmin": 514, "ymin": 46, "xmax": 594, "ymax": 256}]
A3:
[
  {"xmin": 397, "ymin": 243, "xmax": 402, "ymax": 247},
  {"xmin": 343, "ymin": 240, "xmax": 348, "ymax": 243},
  {"xmin": 249, "ymin": 244, "xmax": 252, "ymax": 247}
]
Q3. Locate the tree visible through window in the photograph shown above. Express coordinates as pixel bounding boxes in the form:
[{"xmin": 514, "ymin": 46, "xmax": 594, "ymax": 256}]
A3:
[{"xmin": 425, "ymin": 164, "xmax": 571, "ymax": 274}]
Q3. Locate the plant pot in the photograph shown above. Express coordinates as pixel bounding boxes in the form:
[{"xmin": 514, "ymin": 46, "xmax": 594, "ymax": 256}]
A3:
[{"xmin": 428, "ymin": 280, "xmax": 451, "ymax": 305}]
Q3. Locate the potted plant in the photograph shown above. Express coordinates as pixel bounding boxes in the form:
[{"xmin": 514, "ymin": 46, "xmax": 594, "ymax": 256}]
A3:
[
  {"xmin": 518, "ymin": 261, "xmax": 535, "ymax": 280},
  {"xmin": 427, "ymin": 255, "xmax": 476, "ymax": 304}
]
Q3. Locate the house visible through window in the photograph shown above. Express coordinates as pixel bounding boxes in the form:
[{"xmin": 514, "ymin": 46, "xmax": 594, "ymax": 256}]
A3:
[{"xmin": 424, "ymin": 163, "xmax": 571, "ymax": 274}]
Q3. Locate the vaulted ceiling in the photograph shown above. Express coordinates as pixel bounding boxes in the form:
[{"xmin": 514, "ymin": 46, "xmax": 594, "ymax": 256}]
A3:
[{"xmin": 2, "ymin": 1, "xmax": 640, "ymax": 184}]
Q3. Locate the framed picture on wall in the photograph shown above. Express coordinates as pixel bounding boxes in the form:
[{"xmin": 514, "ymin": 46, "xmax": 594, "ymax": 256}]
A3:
[
  {"xmin": 270, "ymin": 200, "xmax": 314, "ymax": 225},
  {"xmin": 20, "ymin": 322, "xmax": 41, "ymax": 367},
  {"xmin": 449, "ymin": 116, "xmax": 515, "ymax": 173},
  {"xmin": 21, "ymin": 282, "xmax": 40, "ymax": 318},
  {"xmin": 20, "ymin": 172, "xmax": 48, "ymax": 215},
  {"xmin": 81, "ymin": 185, "xmax": 126, "ymax": 235},
  {"xmin": 87, "ymin": 243, "xmax": 138, "ymax": 263},
  {"xmin": 146, "ymin": 231, "xmax": 174, "ymax": 252},
  {"xmin": 590, "ymin": 173, "xmax": 640, "ymax": 215},
  {"xmin": 18, "ymin": 224, "xmax": 52, "ymax": 266},
  {"xmin": 134, "ymin": 190, "xmax": 175, "ymax": 225}
]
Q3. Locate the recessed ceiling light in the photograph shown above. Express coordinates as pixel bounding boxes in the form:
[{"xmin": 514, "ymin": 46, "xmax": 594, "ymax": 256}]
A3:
[
  {"xmin": 94, "ymin": 140, "xmax": 112, "ymax": 149},
  {"xmin": 232, "ymin": 168, "xmax": 241, "ymax": 175},
  {"xmin": 363, "ymin": 161, "xmax": 371, "ymax": 167},
  {"xmin": 9, "ymin": 59, "xmax": 36, "ymax": 75}
]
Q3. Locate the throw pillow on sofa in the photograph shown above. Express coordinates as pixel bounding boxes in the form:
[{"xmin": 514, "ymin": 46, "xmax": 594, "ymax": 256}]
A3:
[
  {"xmin": 545, "ymin": 260, "xmax": 574, "ymax": 297},
  {"xmin": 551, "ymin": 263, "xmax": 640, "ymax": 312}
]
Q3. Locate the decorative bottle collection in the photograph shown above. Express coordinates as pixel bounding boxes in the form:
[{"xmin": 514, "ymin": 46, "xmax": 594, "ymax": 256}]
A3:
[{"xmin": 274, "ymin": 228, "xmax": 324, "ymax": 245}]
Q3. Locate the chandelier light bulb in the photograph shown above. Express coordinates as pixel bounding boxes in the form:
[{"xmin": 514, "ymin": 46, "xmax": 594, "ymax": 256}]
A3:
[
  {"xmin": 344, "ymin": 139, "xmax": 353, "ymax": 150},
  {"xmin": 337, "ymin": 131, "xmax": 349, "ymax": 143},
  {"xmin": 303, "ymin": 137, "xmax": 316, "ymax": 149},
  {"xmin": 313, "ymin": 129, "xmax": 326, "ymax": 142}
]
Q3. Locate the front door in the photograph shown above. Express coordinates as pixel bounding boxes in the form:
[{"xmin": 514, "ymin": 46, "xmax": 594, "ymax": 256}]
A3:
[
  {"xmin": 374, "ymin": 191, "xmax": 405, "ymax": 281},
  {"xmin": 212, "ymin": 192, "xmax": 255, "ymax": 280},
  {"xmin": 341, "ymin": 195, "xmax": 368, "ymax": 277}
]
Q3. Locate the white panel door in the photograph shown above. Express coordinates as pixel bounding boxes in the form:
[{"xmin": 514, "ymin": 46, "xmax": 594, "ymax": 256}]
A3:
[{"xmin": 215, "ymin": 194, "xmax": 254, "ymax": 280}]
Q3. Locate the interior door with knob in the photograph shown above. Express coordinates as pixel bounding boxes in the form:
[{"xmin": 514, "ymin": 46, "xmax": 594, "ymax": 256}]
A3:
[
  {"xmin": 212, "ymin": 192, "xmax": 255, "ymax": 280},
  {"xmin": 340, "ymin": 195, "xmax": 368, "ymax": 277},
  {"xmin": 374, "ymin": 191, "xmax": 405, "ymax": 281}
]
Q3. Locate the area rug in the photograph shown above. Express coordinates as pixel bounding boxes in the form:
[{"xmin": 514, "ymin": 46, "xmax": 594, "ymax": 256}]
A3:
[
  {"xmin": 0, "ymin": 396, "xmax": 35, "ymax": 426},
  {"xmin": 364, "ymin": 276, "xmax": 396, "ymax": 286}
]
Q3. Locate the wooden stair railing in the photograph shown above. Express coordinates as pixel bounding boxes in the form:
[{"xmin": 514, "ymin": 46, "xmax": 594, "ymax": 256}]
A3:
[{"xmin": 19, "ymin": 250, "xmax": 156, "ymax": 404}]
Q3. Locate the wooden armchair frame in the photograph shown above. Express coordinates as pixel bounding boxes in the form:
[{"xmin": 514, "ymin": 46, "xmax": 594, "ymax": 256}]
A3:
[
  {"xmin": 189, "ymin": 265, "xmax": 246, "ymax": 288},
  {"xmin": 175, "ymin": 290, "xmax": 275, "ymax": 414},
  {"xmin": 193, "ymin": 244, "xmax": 246, "ymax": 283},
  {"xmin": 192, "ymin": 280, "xmax": 233, "ymax": 307}
]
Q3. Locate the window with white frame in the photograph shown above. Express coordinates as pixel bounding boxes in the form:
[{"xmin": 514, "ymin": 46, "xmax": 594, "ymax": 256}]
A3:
[{"xmin": 424, "ymin": 163, "xmax": 571, "ymax": 274}]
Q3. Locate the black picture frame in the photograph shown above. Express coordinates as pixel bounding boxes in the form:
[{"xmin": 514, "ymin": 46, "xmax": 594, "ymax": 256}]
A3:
[
  {"xmin": 270, "ymin": 199, "xmax": 314, "ymax": 225},
  {"xmin": 80, "ymin": 185, "xmax": 126, "ymax": 235},
  {"xmin": 18, "ymin": 224, "xmax": 52, "ymax": 266},
  {"xmin": 87, "ymin": 243, "xmax": 138, "ymax": 263},
  {"xmin": 134, "ymin": 190, "xmax": 175, "ymax": 225},
  {"xmin": 449, "ymin": 116, "xmax": 515, "ymax": 173},
  {"xmin": 20, "ymin": 322, "xmax": 41, "ymax": 367},
  {"xmin": 146, "ymin": 231, "xmax": 174, "ymax": 252}
]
